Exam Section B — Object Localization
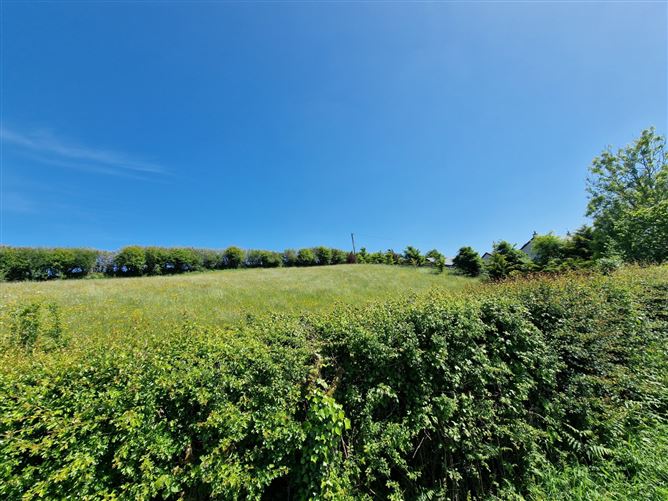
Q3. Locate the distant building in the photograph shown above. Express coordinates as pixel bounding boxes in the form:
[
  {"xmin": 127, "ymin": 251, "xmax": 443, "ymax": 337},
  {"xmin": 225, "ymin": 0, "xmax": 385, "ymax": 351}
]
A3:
[
  {"xmin": 519, "ymin": 232, "xmax": 538, "ymax": 260},
  {"xmin": 481, "ymin": 232, "xmax": 538, "ymax": 261},
  {"xmin": 425, "ymin": 256, "xmax": 455, "ymax": 268}
]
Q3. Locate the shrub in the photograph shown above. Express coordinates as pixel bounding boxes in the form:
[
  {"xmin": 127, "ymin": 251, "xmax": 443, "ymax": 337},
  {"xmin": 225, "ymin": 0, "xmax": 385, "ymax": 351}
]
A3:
[
  {"xmin": 453, "ymin": 246, "xmax": 484, "ymax": 276},
  {"xmin": 263, "ymin": 251, "xmax": 283, "ymax": 268},
  {"xmin": 297, "ymin": 248, "xmax": 316, "ymax": 267},
  {"xmin": 384, "ymin": 249, "xmax": 400, "ymax": 265},
  {"xmin": 314, "ymin": 246, "xmax": 333, "ymax": 266},
  {"xmin": 425, "ymin": 248, "xmax": 444, "ymax": 262},
  {"xmin": 245, "ymin": 249, "xmax": 265, "ymax": 268},
  {"xmin": 596, "ymin": 255, "xmax": 623, "ymax": 275},
  {"xmin": 485, "ymin": 241, "xmax": 532, "ymax": 280},
  {"xmin": 144, "ymin": 246, "xmax": 167, "ymax": 275},
  {"xmin": 223, "ymin": 246, "xmax": 244, "ymax": 269},
  {"xmin": 532, "ymin": 234, "xmax": 566, "ymax": 268},
  {"xmin": 403, "ymin": 246, "xmax": 424, "ymax": 266},
  {"xmin": 0, "ymin": 321, "xmax": 313, "ymax": 499},
  {"xmin": 330, "ymin": 249, "xmax": 348, "ymax": 265},
  {"xmin": 171, "ymin": 248, "xmax": 203, "ymax": 273},
  {"xmin": 246, "ymin": 250, "xmax": 282, "ymax": 268},
  {"xmin": 366, "ymin": 251, "xmax": 383, "ymax": 264},
  {"xmin": 9, "ymin": 301, "xmax": 65, "ymax": 351},
  {"xmin": 563, "ymin": 225, "xmax": 595, "ymax": 261},
  {"xmin": 356, "ymin": 247, "xmax": 369, "ymax": 264},
  {"xmin": 283, "ymin": 249, "xmax": 298, "ymax": 267},
  {"xmin": 114, "ymin": 246, "xmax": 147, "ymax": 276},
  {"xmin": 0, "ymin": 247, "xmax": 37, "ymax": 281},
  {"xmin": 195, "ymin": 249, "xmax": 223, "ymax": 270}
]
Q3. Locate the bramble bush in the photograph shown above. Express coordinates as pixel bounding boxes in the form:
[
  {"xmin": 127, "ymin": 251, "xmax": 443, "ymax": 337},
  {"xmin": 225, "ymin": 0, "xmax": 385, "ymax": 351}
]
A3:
[{"xmin": 1, "ymin": 267, "xmax": 666, "ymax": 499}]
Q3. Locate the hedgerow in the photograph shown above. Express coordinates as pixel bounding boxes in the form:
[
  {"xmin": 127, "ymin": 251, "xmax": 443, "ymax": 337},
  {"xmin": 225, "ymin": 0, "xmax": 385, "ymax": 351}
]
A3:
[
  {"xmin": 0, "ymin": 246, "xmax": 353, "ymax": 282},
  {"xmin": 1, "ymin": 266, "xmax": 666, "ymax": 499}
]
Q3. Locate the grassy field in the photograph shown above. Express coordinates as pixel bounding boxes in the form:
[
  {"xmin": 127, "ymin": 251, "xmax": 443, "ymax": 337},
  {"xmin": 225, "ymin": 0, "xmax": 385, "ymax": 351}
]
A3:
[{"xmin": 0, "ymin": 264, "xmax": 476, "ymax": 342}]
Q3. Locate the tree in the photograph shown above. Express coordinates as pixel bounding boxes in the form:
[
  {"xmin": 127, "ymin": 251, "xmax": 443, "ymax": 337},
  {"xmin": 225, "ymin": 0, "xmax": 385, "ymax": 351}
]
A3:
[
  {"xmin": 425, "ymin": 249, "xmax": 443, "ymax": 262},
  {"xmin": 563, "ymin": 225, "xmax": 595, "ymax": 261},
  {"xmin": 115, "ymin": 246, "xmax": 146, "ymax": 276},
  {"xmin": 223, "ymin": 246, "xmax": 245, "ymax": 269},
  {"xmin": 587, "ymin": 127, "xmax": 668, "ymax": 263},
  {"xmin": 314, "ymin": 247, "xmax": 333, "ymax": 266},
  {"xmin": 453, "ymin": 246, "xmax": 483, "ymax": 277},
  {"xmin": 531, "ymin": 234, "xmax": 565, "ymax": 268},
  {"xmin": 331, "ymin": 249, "xmax": 348, "ymax": 265},
  {"xmin": 283, "ymin": 249, "xmax": 298, "ymax": 267},
  {"xmin": 403, "ymin": 246, "xmax": 424, "ymax": 267},
  {"xmin": 384, "ymin": 249, "xmax": 399, "ymax": 265},
  {"xmin": 356, "ymin": 247, "xmax": 369, "ymax": 264},
  {"xmin": 484, "ymin": 241, "xmax": 530, "ymax": 280},
  {"xmin": 297, "ymin": 248, "xmax": 316, "ymax": 266}
]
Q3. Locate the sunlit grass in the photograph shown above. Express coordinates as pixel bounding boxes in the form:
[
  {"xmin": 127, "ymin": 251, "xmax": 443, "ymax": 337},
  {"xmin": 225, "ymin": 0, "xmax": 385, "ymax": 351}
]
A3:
[{"xmin": 0, "ymin": 265, "xmax": 477, "ymax": 343}]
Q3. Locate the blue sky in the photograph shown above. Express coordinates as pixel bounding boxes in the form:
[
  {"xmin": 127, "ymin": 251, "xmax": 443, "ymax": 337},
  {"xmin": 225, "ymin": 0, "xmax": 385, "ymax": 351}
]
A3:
[{"xmin": 1, "ymin": 1, "xmax": 666, "ymax": 256}]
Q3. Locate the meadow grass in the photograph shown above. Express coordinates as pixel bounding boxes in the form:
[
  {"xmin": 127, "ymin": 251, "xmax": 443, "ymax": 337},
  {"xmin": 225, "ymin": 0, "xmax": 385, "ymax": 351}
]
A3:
[{"xmin": 0, "ymin": 264, "xmax": 476, "ymax": 343}]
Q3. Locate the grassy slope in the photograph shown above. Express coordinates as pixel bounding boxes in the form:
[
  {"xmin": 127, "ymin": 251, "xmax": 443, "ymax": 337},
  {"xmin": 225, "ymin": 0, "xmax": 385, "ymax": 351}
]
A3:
[{"xmin": 0, "ymin": 264, "xmax": 476, "ymax": 341}]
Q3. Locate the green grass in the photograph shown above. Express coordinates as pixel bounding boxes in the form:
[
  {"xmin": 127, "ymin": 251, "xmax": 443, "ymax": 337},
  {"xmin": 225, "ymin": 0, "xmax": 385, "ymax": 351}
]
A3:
[{"xmin": 0, "ymin": 264, "xmax": 476, "ymax": 342}]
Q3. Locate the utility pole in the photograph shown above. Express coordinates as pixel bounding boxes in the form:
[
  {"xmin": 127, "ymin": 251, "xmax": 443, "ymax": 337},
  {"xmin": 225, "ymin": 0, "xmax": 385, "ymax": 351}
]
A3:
[{"xmin": 350, "ymin": 233, "xmax": 356, "ymax": 255}]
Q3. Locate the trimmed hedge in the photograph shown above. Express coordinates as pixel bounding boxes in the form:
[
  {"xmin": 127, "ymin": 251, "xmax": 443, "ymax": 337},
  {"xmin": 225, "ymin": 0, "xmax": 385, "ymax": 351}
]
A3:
[
  {"xmin": 0, "ymin": 247, "xmax": 98, "ymax": 281},
  {"xmin": 0, "ymin": 246, "xmax": 353, "ymax": 281},
  {"xmin": 1, "ymin": 267, "xmax": 666, "ymax": 499}
]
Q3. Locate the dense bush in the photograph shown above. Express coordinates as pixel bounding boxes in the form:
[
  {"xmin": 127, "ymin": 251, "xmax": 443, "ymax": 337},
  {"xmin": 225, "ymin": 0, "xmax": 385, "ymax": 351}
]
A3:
[
  {"xmin": 1, "ymin": 267, "xmax": 666, "ymax": 498},
  {"xmin": 246, "ymin": 250, "xmax": 283, "ymax": 268},
  {"xmin": 297, "ymin": 248, "xmax": 317, "ymax": 267},
  {"xmin": 485, "ymin": 241, "xmax": 532, "ymax": 280},
  {"xmin": 331, "ymin": 249, "xmax": 348, "ymax": 265},
  {"xmin": 282, "ymin": 249, "xmax": 298, "ymax": 267},
  {"xmin": 403, "ymin": 246, "xmax": 424, "ymax": 266},
  {"xmin": 0, "ymin": 247, "xmax": 99, "ymax": 281},
  {"xmin": 115, "ymin": 246, "xmax": 147, "ymax": 276},
  {"xmin": 453, "ymin": 246, "xmax": 484, "ymax": 276},
  {"xmin": 222, "ymin": 246, "xmax": 245, "ymax": 269}
]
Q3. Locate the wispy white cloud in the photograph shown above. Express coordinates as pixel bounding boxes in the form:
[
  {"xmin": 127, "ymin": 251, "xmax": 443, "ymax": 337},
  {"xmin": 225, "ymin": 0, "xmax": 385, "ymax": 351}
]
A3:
[{"xmin": 1, "ymin": 126, "xmax": 167, "ymax": 178}]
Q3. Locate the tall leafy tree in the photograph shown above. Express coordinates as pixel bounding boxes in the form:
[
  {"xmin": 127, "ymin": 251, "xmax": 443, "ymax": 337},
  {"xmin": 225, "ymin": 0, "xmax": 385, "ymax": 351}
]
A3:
[
  {"xmin": 587, "ymin": 127, "xmax": 668, "ymax": 263},
  {"xmin": 453, "ymin": 246, "xmax": 483, "ymax": 277},
  {"xmin": 403, "ymin": 246, "xmax": 424, "ymax": 266}
]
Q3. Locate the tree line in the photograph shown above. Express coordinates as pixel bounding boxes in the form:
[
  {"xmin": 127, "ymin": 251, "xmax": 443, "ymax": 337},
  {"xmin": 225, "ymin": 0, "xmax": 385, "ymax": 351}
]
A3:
[
  {"xmin": 0, "ymin": 244, "xmax": 455, "ymax": 282},
  {"xmin": 0, "ymin": 246, "xmax": 355, "ymax": 281}
]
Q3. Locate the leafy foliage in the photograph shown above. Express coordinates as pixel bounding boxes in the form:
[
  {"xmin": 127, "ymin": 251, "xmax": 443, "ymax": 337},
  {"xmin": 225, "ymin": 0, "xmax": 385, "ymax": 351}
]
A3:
[
  {"xmin": 403, "ymin": 246, "xmax": 424, "ymax": 267},
  {"xmin": 1, "ymin": 267, "xmax": 666, "ymax": 499},
  {"xmin": 223, "ymin": 246, "xmax": 245, "ymax": 269},
  {"xmin": 587, "ymin": 127, "xmax": 668, "ymax": 263},
  {"xmin": 485, "ymin": 241, "xmax": 531, "ymax": 280},
  {"xmin": 453, "ymin": 246, "xmax": 484, "ymax": 277},
  {"xmin": 297, "ymin": 248, "xmax": 317, "ymax": 267}
]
